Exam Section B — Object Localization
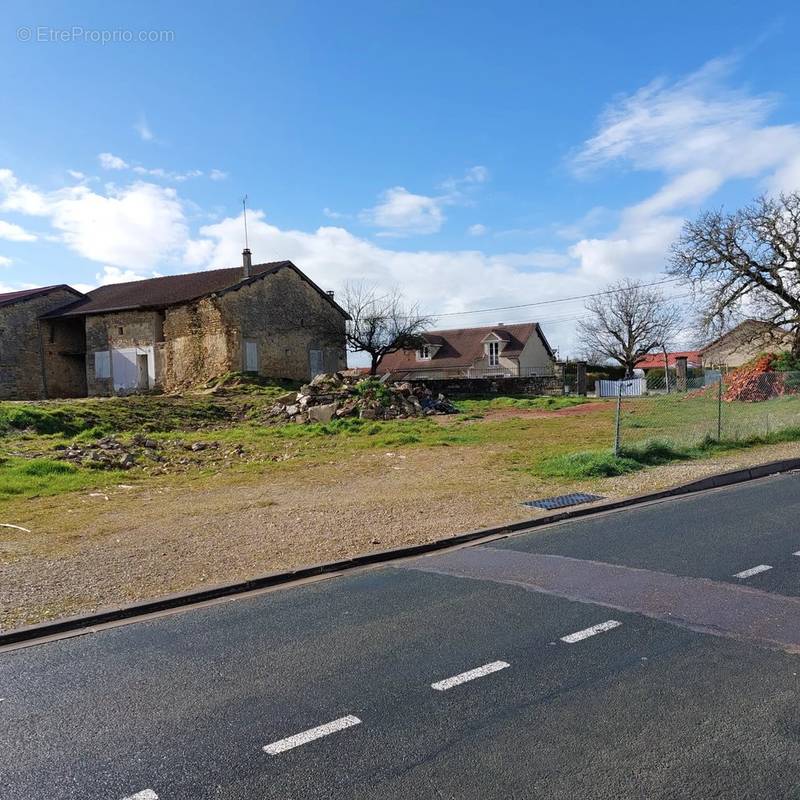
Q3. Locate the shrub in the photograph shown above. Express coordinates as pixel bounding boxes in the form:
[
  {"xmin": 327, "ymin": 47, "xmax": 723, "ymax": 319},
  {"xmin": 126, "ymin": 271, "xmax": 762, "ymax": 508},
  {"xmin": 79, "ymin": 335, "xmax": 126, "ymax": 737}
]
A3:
[{"xmin": 354, "ymin": 378, "xmax": 392, "ymax": 406}]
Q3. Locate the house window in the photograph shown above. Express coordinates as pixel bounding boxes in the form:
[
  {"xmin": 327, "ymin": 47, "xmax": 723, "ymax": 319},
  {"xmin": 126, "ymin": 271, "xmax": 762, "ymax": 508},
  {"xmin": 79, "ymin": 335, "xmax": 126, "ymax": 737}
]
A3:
[
  {"xmin": 488, "ymin": 341, "xmax": 500, "ymax": 366},
  {"xmin": 117, "ymin": 326, "xmax": 124, "ymax": 335},
  {"xmin": 94, "ymin": 350, "xmax": 111, "ymax": 379},
  {"xmin": 417, "ymin": 345, "xmax": 431, "ymax": 361}
]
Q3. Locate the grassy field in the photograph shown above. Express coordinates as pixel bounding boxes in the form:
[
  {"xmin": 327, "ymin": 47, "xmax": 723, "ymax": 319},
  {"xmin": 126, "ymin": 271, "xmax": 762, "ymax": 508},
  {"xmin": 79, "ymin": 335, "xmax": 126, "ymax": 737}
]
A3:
[{"xmin": 4, "ymin": 388, "xmax": 800, "ymax": 501}]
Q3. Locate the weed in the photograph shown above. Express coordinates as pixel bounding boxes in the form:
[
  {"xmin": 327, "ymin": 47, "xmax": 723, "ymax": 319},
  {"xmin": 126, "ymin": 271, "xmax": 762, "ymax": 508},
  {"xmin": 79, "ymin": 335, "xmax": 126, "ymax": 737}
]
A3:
[{"xmin": 0, "ymin": 457, "xmax": 127, "ymax": 499}]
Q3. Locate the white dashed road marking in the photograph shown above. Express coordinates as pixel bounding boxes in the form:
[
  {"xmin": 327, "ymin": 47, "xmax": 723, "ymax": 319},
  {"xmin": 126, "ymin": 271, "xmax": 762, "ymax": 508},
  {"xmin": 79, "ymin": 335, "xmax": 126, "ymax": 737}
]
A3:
[
  {"xmin": 263, "ymin": 715, "xmax": 361, "ymax": 755},
  {"xmin": 793, "ymin": 551, "xmax": 800, "ymax": 557},
  {"xmin": 560, "ymin": 620, "xmax": 622, "ymax": 644},
  {"xmin": 431, "ymin": 660, "xmax": 510, "ymax": 691},
  {"xmin": 733, "ymin": 564, "xmax": 773, "ymax": 579},
  {"xmin": 121, "ymin": 792, "xmax": 158, "ymax": 800}
]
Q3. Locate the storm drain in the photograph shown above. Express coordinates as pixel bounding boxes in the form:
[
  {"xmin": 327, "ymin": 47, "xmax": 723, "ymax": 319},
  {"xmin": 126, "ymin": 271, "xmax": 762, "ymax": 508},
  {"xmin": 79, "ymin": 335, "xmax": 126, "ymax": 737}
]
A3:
[{"xmin": 522, "ymin": 492, "xmax": 604, "ymax": 511}]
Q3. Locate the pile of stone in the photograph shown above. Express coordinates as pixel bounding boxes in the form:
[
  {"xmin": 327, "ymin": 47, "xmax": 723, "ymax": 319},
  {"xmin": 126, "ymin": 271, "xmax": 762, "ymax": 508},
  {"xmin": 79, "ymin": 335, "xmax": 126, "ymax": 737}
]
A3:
[
  {"xmin": 55, "ymin": 436, "xmax": 145, "ymax": 470},
  {"xmin": 52, "ymin": 435, "xmax": 235, "ymax": 472},
  {"xmin": 266, "ymin": 373, "xmax": 458, "ymax": 423}
]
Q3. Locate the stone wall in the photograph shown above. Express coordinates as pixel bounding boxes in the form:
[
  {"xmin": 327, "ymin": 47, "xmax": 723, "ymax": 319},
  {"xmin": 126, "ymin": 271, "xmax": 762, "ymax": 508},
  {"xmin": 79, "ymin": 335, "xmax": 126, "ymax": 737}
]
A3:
[
  {"xmin": 85, "ymin": 310, "xmax": 164, "ymax": 396},
  {"xmin": 162, "ymin": 299, "xmax": 229, "ymax": 389},
  {"xmin": 216, "ymin": 266, "xmax": 347, "ymax": 382},
  {"xmin": 159, "ymin": 265, "xmax": 347, "ymax": 391},
  {"xmin": 0, "ymin": 288, "xmax": 81, "ymax": 400},
  {"xmin": 409, "ymin": 373, "xmax": 564, "ymax": 398}
]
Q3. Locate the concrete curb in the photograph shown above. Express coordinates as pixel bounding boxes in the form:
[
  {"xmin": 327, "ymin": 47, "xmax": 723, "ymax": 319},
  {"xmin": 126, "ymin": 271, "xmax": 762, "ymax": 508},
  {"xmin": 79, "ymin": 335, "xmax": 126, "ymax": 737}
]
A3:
[{"xmin": 3, "ymin": 457, "xmax": 799, "ymax": 648}]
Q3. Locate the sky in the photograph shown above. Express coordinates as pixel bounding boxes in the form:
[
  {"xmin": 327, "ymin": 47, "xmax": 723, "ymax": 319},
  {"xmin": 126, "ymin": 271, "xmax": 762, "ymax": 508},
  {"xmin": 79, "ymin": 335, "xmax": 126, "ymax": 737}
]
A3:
[{"xmin": 2, "ymin": 1, "xmax": 800, "ymax": 359}]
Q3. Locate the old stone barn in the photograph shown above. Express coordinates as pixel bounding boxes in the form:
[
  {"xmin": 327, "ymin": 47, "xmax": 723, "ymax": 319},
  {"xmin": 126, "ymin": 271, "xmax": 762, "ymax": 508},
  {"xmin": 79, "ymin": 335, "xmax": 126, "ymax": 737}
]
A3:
[{"xmin": 0, "ymin": 255, "xmax": 349, "ymax": 399}]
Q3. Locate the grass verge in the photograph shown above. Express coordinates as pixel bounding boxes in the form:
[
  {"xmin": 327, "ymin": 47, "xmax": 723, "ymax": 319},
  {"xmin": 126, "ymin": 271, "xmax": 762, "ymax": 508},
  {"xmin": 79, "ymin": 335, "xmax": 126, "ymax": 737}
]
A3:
[{"xmin": 537, "ymin": 427, "xmax": 800, "ymax": 479}]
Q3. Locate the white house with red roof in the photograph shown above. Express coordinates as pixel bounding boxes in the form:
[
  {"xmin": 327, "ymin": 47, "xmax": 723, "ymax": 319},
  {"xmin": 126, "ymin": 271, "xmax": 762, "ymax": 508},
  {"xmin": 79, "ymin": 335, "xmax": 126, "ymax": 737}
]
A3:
[{"xmin": 377, "ymin": 321, "xmax": 556, "ymax": 379}]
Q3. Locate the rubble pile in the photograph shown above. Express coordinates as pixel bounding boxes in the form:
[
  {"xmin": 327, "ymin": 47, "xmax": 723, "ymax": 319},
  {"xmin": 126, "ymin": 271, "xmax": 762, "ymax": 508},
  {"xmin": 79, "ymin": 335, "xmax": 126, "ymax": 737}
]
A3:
[
  {"xmin": 723, "ymin": 355, "xmax": 789, "ymax": 402},
  {"xmin": 52, "ymin": 434, "xmax": 248, "ymax": 472},
  {"xmin": 266, "ymin": 373, "xmax": 458, "ymax": 423}
]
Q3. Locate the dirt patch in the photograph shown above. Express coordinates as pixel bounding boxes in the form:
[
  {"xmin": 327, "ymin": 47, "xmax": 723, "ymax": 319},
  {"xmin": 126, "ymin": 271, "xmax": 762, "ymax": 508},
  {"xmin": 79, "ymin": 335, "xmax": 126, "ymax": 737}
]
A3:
[{"xmin": 2, "ymin": 437, "xmax": 799, "ymax": 632}]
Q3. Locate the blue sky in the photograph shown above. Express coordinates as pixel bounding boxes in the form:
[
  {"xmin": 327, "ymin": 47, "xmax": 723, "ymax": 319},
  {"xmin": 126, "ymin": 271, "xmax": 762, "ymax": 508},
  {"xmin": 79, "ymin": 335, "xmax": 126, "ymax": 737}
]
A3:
[{"xmin": 2, "ymin": 1, "xmax": 800, "ymax": 355}]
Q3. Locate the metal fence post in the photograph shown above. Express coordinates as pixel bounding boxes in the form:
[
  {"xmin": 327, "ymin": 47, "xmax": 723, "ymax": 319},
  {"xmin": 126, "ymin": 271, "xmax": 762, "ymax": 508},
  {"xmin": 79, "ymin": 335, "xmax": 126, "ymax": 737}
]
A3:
[
  {"xmin": 614, "ymin": 379, "xmax": 623, "ymax": 456},
  {"xmin": 717, "ymin": 377, "xmax": 723, "ymax": 440}
]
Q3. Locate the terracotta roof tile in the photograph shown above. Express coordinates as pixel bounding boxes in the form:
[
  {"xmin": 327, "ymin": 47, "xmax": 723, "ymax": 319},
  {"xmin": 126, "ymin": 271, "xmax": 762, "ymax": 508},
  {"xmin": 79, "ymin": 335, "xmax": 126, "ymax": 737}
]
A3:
[{"xmin": 635, "ymin": 351, "xmax": 701, "ymax": 370}]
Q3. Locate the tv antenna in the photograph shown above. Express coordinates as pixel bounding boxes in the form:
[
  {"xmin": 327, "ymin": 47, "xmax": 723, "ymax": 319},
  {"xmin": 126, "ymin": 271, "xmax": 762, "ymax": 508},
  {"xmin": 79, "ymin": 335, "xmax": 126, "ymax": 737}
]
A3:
[{"xmin": 242, "ymin": 194, "xmax": 250, "ymax": 250}]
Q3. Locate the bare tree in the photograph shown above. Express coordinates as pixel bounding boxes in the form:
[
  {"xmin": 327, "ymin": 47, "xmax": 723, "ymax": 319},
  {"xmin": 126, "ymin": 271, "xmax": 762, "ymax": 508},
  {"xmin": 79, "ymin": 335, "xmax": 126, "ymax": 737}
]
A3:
[
  {"xmin": 338, "ymin": 282, "xmax": 434, "ymax": 375},
  {"xmin": 578, "ymin": 279, "xmax": 681, "ymax": 376},
  {"xmin": 669, "ymin": 192, "xmax": 800, "ymax": 356}
]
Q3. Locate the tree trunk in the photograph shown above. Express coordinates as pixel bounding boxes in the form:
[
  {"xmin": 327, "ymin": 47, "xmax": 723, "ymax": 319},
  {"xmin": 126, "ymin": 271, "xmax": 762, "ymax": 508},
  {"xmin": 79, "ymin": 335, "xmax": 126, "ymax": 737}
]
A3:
[
  {"xmin": 792, "ymin": 327, "xmax": 800, "ymax": 360},
  {"xmin": 369, "ymin": 354, "xmax": 379, "ymax": 376}
]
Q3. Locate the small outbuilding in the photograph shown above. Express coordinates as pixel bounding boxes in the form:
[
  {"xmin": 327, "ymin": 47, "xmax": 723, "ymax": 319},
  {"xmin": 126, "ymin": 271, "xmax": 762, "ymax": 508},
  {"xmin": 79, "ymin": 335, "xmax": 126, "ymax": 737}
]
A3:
[{"xmin": 700, "ymin": 320, "xmax": 794, "ymax": 370}]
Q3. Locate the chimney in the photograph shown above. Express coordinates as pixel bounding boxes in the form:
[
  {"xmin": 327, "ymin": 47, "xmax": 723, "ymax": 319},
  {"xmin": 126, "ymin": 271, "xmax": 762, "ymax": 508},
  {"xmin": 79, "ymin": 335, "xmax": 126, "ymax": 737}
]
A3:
[
  {"xmin": 326, "ymin": 290, "xmax": 335, "ymax": 300},
  {"xmin": 242, "ymin": 248, "xmax": 252, "ymax": 279}
]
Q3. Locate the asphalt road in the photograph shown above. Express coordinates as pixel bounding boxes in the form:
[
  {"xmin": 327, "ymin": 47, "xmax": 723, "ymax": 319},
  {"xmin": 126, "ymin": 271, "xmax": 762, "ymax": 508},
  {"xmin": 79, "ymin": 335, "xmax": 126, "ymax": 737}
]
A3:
[{"xmin": 3, "ymin": 473, "xmax": 800, "ymax": 799}]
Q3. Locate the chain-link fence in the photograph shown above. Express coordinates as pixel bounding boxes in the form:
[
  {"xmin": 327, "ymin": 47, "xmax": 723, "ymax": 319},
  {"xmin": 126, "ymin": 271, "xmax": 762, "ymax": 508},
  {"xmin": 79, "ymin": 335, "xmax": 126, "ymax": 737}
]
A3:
[{"xmin": 612, "ymin": 370, "xmax": 800, "ymax": 455}]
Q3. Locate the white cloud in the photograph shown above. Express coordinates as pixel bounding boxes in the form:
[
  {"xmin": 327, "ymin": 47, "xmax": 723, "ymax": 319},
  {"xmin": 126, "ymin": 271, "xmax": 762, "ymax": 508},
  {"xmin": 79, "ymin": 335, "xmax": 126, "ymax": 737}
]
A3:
[
  {"xmin": 67, "ymin": 170, "xmax": 87, "ymax": 181},
  {"xmin": 49, "ymin": 183, "xmax": 188, "ymax": 269},
  {"xmin": 183, "ymin": 237, "xmax": 215, "ymax": 268},
  {"xmin": 0, "ymin": 170, "xmax": 189, "ymax": 269},
  {"xmin": 573, "ymin": 56, "xmax": 800, "ymax": 194},
  {"xmin": 132, "ymin": 165, "xmax": 203, "ymax": 182},
  {"xmin": 360, "ymin": 166, "xmax": 491, "ymax": 236},
  {"xmin": 135, "ymin": 115, "xmax": 154, "ymax": 142},
  {"xmin": 0, "ymin": 255, "xmax": 12, "ymax": 267},
  {"xmin": 97, "ymin": 265, "xmax": 157, "ymax": 285},
  {"xmin": 467, "ymin": 223, "xmax": 488, "ymax": 236},
  {"xmin": 0, "ymin": 170, "xmax": 49, "ymax": 215},
  {"xmin": 0, "ymin": 219, "xmax": 36, "ymax": 242},
  {"xmin": 185, "ymin": 211, "xmax": 590, "ymax": 333},
  {"xmin": 360, "ymin": 187, "xmax": 445, "ymax": 235},
  {"xmin": 323, "ymin": 207, "xmax": 348, "ymax": 220},
  {"xmin": 441, "ymin": 165, "xmax": 490, "ymax": 192},
  {"xmin": 98, "ymin": 152, "xmax": 129, "ymax": 171},
  {"xmin": 568, "ymin": 56, "xmax": 800, "ymax": 283},
  {"xmin": 98, "ymin": 153, "xmax": 212, "ymax": 183}
]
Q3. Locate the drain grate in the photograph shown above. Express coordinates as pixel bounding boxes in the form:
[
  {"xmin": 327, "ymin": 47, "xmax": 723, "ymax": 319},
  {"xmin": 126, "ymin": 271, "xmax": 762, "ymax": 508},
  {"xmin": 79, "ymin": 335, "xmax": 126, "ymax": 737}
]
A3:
[{"xmin": 522, "ymin": 492, "xmax": 604, "ymax": 511}]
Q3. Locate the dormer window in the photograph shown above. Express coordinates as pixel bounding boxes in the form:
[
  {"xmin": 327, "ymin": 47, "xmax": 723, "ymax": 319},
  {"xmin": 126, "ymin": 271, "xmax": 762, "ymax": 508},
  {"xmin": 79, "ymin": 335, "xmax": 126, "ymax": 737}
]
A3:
[
  {"xmin": 488, "ymin": 341, "xmax": 500, "ymax": 366},
  {"xmin": 417, "ymin": 345, "xmax": 431, "ymax": 361}
]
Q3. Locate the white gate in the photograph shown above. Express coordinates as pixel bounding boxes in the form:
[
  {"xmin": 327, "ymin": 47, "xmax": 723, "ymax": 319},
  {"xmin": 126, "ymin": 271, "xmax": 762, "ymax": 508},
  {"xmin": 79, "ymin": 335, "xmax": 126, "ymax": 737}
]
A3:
[{"xmin": 598, "ymin": 378, "xmax": 646, "ymax": 397}]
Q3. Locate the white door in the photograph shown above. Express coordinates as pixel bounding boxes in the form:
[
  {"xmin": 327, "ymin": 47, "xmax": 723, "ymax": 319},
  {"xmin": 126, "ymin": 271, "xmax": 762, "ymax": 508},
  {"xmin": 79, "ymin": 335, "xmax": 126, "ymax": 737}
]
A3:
[
  {"xmin": 244, "ymin": 340, "xmax": 259, "ymax": 373},
  {"xmin": 112, "ymin": 348, "xmax": 138, "ymax": 391},
  {"xmin": 112, "ymin": 347, "xmax": 154, "ymax": 391},
  {"xmin": 309, "ymin": 349, "xmax": 324, "ymax": 377}
]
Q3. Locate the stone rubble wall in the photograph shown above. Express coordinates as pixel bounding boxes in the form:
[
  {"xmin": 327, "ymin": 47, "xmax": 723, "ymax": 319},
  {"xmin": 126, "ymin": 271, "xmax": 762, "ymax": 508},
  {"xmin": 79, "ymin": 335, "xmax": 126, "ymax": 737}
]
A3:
[{"xmin": 0, "ymin": 288, "xmax": 82, "ymax": 400}]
